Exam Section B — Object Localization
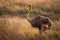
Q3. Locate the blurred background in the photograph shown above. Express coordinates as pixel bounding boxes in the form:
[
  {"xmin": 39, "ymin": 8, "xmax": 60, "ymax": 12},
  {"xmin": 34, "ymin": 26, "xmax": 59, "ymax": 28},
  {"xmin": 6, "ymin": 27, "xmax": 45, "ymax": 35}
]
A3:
[{"xmin": 0, "ymin": 0, "xmax": 60, "ymax": 40}]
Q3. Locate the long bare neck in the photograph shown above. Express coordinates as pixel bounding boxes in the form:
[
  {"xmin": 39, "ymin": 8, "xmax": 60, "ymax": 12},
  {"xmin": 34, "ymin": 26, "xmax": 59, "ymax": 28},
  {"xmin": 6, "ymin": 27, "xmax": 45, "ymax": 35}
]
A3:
[{"xmin": 26, "ymin": 5, "xmax": 32, "ymax": 23}]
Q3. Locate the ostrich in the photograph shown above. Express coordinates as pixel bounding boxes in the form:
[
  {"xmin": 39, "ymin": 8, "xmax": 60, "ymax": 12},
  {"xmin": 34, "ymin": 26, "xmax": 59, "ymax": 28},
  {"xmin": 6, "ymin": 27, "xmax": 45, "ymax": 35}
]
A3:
[{"xmin": 26, "ymin": 5, "xmax": 53, "ymax": 33}]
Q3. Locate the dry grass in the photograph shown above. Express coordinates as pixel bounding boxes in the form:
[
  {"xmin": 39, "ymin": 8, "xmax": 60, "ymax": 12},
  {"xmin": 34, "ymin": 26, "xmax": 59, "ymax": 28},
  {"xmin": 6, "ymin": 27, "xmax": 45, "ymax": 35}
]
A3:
[
  {"xmin": 0, "ymin": 16, "xmax": 39, "ymax": 40},
  {"xmin": 0, "ymin": 0, "xmax": 60, "ymax": 40},
  {"xmin": 0, "ymin": 16, "xmax": 60, "ymax": 40}
]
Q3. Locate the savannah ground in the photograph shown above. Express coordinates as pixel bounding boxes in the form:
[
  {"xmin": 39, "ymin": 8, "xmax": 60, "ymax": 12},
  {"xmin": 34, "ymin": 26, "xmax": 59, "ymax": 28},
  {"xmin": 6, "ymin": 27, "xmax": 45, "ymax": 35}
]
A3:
[{"xmin": 0, "ymin": 0, "xmax": 60, "ymax": 40}]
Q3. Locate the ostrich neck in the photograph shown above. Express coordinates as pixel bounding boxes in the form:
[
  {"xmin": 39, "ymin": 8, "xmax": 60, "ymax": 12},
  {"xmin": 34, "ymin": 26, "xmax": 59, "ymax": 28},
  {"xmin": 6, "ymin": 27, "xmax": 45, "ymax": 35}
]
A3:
[
  {"xmin": 26, "ymin": 14, "xmax": 31, "ymax": 23},
  {"xmin": 26, "ymin": 5, "xmax": 32, "ymax": 23}
]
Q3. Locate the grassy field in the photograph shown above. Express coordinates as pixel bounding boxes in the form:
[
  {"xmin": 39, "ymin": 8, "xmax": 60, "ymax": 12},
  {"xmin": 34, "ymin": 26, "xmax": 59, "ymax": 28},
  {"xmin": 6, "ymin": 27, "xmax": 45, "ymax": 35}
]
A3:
[{"xmin": 0, "ymin": 0, "xmax": 60, "ymax": 40}]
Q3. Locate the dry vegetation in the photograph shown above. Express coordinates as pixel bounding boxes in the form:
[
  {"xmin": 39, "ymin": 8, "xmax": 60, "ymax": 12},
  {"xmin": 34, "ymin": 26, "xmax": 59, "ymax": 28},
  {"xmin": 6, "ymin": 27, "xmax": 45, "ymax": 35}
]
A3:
[{"xmin": 0, "ymin": 0, "xmax": 60, "ymax": 40}]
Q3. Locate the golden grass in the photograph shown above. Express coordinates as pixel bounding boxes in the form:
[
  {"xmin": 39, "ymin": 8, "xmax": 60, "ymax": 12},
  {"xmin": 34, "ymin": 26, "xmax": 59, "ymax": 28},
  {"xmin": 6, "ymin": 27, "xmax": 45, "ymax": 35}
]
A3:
[
  {"xmin": 0, "ymin": 16, "xmax": 40, "ymax": 40},
  {"xmin": 0, "ymin": 16, "xmax": 60, "ymax": 40},
  {"xmin": 0, "ymin": 0, "xmax": 60, "ymax": 40}
]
